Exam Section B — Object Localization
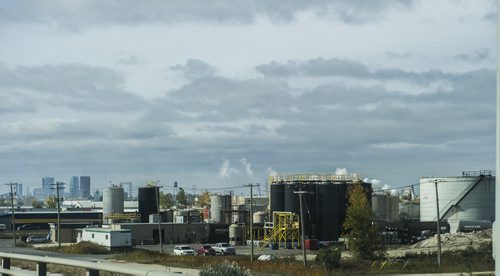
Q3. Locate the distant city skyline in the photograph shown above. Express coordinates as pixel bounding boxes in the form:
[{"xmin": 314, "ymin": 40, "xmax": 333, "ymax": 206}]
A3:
[{"xmin": 0, "ymin": 1, "xmax": 495, "ymax": 193}]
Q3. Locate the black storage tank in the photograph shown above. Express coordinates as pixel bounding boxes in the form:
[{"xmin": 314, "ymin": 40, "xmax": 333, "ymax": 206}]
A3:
[
  {"xmin": 302, "ymin": 183, "xmax": 317, "ymax": 238},
  {"xmin": 284, "ymin": 183, "xmax": 300, "ymax": 214},
  {"xmin": 316, "ymin": 183, "xmax": 338, "ymax": 241},
  {"xmin": 138, "ymin": 186, "xmax": 158, "ymax": 223},
  {"xmin": 270, "ymin": 182, "xmax": 285, "ymax": 214}
]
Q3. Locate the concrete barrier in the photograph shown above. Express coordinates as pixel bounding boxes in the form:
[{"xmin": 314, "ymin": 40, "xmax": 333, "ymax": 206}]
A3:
[{"xmin": 0, "ymin": 252, "xmax": 176, "ymax": 276}]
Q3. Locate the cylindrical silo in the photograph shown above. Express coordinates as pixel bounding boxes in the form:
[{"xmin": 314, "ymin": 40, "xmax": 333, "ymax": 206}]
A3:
[
  {"xmin": 229, "ymin": 223, "xmax": 245, "ymax": 245},
  {"xmin": 420, "ymin": 174, "xmax": 495, "ymax": 222},
  {"xmin": 210, "ymin": 195, "xmax": 232, "ymax": 223},
  {"xmin": 284, "ymin": 183, "xmax": 300, "ymax": 214},
  {"xmin": 138, "ymin": 186, "xmax": 158, "ymax": 223},
  {"xmin": 233, "ymin": 205, "xmax": 247, "ymax": 224},
  {"xmin": 103, "ymin": 186, "xmax": 124, "ymax": 216},
  {"xmin": 253, "ymin": 211, "xmax": 267, "ymax": 224},
  {"xmin": 270, "ymin": 182, "xmax": 285, "ymax": 214},
  {"xmin": 372, "ymin": 194, "xmax": 400, "ymax": 222},
  {"xmin": 316, "ymin": 183, "xmax": 338, "ymax": 241}
]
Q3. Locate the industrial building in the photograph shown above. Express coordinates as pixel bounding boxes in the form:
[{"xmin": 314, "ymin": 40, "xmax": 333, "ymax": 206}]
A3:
[{"xmin": 269, "ymin": 173, "xmax": 372, "ymax": 242}]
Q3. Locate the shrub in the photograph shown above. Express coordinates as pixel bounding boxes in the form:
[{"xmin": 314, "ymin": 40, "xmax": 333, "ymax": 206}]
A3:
[
  {"xmin": 315, "ymin": 246, "xmax": 341, "ymax": 271},
  {"xmin": 39, "ymin": 241, "xmax": 109, "ymax": 254},
  {"xmin": 200, "ymin": 260, "xmax": 250, "ymax": 276}
]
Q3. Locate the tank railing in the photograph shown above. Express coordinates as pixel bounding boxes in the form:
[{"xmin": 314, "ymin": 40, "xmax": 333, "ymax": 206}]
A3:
[
  {"xmin": 269, "ymin": 173, "xmax": 362, "ymax": 183},
  {"xmin": 462, "ymin": 170, "xmax": 495, "ymax": 177}
]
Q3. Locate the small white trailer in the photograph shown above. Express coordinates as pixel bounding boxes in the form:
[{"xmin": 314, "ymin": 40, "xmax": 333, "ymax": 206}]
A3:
[{"xmin": 78, "ymin": 228, "xmax": 132, "ymax": 248}]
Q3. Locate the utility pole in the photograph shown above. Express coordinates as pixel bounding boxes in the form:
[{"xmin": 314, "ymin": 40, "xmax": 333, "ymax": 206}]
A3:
[
  {"xmin": 244, "ymin": 183, "xmax": 260, "ymax": 262},
  {"xmin": 172, "ymin": 181, "xmax": 178, "ymax": 245},
  {"xmin": 434, "ymin": 179, "xmax": 442, "ymax": 268},
  {"xmin": 294, "ymin": 190, "xmax": 308, "ymax": 267},
  {"xmin": 155, "ymin": 181, "xmax": 164, "ymax": 253},
  {"xmin": 5, "ymin": 182, "xmax": 17, "ymax": 246},
  {"xmin": 51, "ymin": 182, "xmax": 64, "ymax": 247}
]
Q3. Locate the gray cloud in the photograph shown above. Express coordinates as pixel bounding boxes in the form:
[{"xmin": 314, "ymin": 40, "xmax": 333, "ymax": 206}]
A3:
[
  {"xmin": 0, "ymin": 0, "xmax": 416, "ymax": 28},
  {"xmin": 116, "ymin": 55, "xmax": 147, "ymax": 66},
  {"xmin": 169, "ymin": 59, "xmax": 217, "ymax": 80},
  {"xmin": 0, "ymin": 63, "xmax": 147, "ymax": 112},
  {"xmin": 0, "ymin": 58, "xmax": 494, "ymax": 189},
  {"xmin": 255, "ymin": 57, "xmax": 458, "ymax": 85},
  {"xmin": 454, "ymin": 49, "xmax": 490, "ymax": 62},
  {"xmin": 483, "ymin": 11, "xmax": 496, "ymax": 23}
]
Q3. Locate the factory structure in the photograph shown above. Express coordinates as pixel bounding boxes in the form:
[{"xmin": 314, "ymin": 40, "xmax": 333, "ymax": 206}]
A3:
[{"xmin": 0, "ymin": 170, "xmax": 495, "ymax": 249}]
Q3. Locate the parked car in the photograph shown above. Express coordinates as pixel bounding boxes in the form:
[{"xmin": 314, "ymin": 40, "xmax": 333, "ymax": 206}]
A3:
[
  {"xmin": 26, "ymin": 235, "xmax": 48, "ymax": 244},
  {"xmin": 174, "ymin": 245, "xmax": 195, "ymax": 256},
  {"xmin": 17, "ymin": 224, "xmax": 40, "ymax": 231},
  {"xmin": 196, "ymin": 245, "xmax": 216, "ymax": 256},
  {"xmin": 0, "ymin": 224, "xmax": 6, "ymax": 231},
  {"xmin": 213, "ymin": 243, "xmax": 236, "ymax": 255}
]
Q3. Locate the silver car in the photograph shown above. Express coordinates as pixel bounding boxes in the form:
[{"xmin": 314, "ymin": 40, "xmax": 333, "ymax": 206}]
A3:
[{"xmin": 26, "ymin": 236, "xmax": 48, "ymax": 243}]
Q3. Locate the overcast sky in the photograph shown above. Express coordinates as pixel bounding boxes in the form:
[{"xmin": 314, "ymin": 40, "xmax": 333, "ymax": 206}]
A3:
[{"xmin": 0, "ymin": 0, "xmax": 496, "ymax": 195}]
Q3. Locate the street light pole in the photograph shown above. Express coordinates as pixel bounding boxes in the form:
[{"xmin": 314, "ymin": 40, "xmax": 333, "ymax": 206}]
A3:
[
  {"xmin": 155, "ymin": 181, "xmax": 164, "ymax": 253},
  {"xmin": 294, "ymin": 190, "xmax": 308, "ymax": 267},
  {"xmin": 434, "ymin": 179, "xmax": 442, "ymax": 268}
]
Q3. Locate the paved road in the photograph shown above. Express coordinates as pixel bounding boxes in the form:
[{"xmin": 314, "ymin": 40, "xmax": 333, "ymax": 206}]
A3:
[{"xmin": 0, "ymin": 239, "xmax": 199, "ymax": 275}]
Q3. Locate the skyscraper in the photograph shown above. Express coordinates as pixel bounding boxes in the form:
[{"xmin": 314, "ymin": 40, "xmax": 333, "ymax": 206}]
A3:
[
  {"xmin": 69, "ymin": 176, "xmax": 80, "ymax": 198},
  {"xmin": 79, "ymin": 176, "xmax": 91, "ymax": 199},
  {"xmin": 16, "ymin": 183, "xmax": 23, "ymax": 197},
  {"xmin": 42, "ymin": 177, "xmax": 55, "ymax": 197}
]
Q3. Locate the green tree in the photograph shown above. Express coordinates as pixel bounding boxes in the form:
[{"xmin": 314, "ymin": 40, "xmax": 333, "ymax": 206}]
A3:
[
  {"xmin": 315, "ymin": 246, "xmax": 341, "ymax": 271},
  {"xmin": 45, "ymin": 196, "xmax": 57, "ymax": 208},
  {"xmin": 160, "ymin": 192, "xmax": 174, "ymax": 209},
  {"xmin": 197, "ymin": 191, "xmax": 211, "ymax": 207},
  {"xmin": 176, "ymin": 187, "xmax": 187, "ymax": 207},
  {"xmin": 342, "ymin": 183, "xmax": 385, "ymax": 260}
]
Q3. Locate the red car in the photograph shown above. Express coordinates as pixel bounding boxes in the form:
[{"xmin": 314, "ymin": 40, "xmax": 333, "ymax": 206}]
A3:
[{"xmin": 196, "ymin": 245, "xmax": 216, "ymax": 256}]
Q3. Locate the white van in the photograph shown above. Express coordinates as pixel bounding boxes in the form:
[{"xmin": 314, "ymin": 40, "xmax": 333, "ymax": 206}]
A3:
[{"xmin": 0, "ymin": 224, "xmax": 6, "ymax": 231}]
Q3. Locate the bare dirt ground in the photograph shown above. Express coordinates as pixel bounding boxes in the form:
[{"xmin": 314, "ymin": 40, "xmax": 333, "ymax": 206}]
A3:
[{"xmin": 386, "ymin": 229, "xmax": 492, "ymax": 258}]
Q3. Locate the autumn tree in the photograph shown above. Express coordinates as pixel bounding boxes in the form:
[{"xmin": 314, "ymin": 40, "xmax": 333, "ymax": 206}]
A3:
[
  {"xmin": 32, "ymin": 200, "xmax": 44, "ymax": 208},
  {"xmin": 45, "ymin": 196, "xmax": 57, "ymax": 209},
  {"xmin": 342, "ymin": 183, "xmax": 385, "ymax": 260},
  {"xmin": 197, "ymin": 191, "xmax": 211, "ymax": 207}
]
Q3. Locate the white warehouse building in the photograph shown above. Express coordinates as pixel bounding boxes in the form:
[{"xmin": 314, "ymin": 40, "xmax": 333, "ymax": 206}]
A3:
[{"xmin": 420, "ymin": 171, "xmax": 495, "ymax": 223}]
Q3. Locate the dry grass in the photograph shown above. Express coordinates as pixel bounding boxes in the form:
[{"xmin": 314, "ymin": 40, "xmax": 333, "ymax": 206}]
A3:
[{"xmin": 113, "ymin": 245, "xmax": 494, "ymax": 275}]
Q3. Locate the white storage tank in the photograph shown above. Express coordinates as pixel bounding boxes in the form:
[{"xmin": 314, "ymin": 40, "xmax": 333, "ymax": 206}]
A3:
[
  {"xmin": 210, "ymin": 195, "xmax": 231, "ymax": 223},
  {"xmin": 420, "ymin": 171, "xmax": 495, "ymax": 222},
  {"xmin": 253, "ymin": 211, "xmax": 267, "ymax": 224},
  {"xmin": 103, "ymin": 186, "xmax": 124, "ymax": 216}
]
